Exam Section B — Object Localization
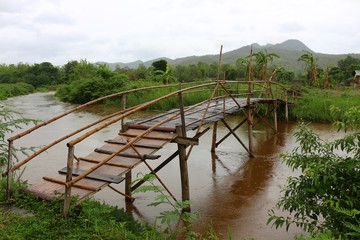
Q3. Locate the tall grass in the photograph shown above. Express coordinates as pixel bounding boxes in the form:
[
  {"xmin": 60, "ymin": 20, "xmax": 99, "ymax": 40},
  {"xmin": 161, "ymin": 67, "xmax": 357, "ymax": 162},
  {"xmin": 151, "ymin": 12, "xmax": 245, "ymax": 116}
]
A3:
[{"xmin": 290, "ymin": 87, "xmax": 360, "ymax": 122}]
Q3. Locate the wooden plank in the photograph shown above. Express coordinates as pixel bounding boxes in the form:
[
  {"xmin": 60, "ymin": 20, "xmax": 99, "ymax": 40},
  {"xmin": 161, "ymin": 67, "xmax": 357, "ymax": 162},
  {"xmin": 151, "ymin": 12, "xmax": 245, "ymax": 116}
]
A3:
[
  {"xmin": 118, "ymin": 132, "xmax": 174, "ymax": 141},
  {"xmin": 127, "ymin": 124, "xmax": 176, "ymax": 132},
  {"xmin": 79, "ymin": 157, "xmax": 133, "ymax": 169},
  {"xmin": 94, "ymin": 148, "xmax": 161, "ymax": 160},
  {"xmin": 82, "ymin": 152, "xmax": 141, "ymax": 168},
  {"xmin": 105, "ymin": 139, "xmax": 162, "ymax": 149},
  {"xmin": 58, "ymin": 167, "xmax": 125, "ymax": 184}
]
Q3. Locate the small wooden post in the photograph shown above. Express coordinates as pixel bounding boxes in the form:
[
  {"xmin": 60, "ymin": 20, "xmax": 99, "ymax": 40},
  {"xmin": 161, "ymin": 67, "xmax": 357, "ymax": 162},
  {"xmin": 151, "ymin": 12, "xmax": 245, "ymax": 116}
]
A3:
[
  {"xmin": 247, "ymin": 76, "xmax": 253, "ymax": 157},
  {"xmin": 6, "ymin": 141, "xmax": 13, "ymax": 200},
  {"xmin": 176, "ymin": 125, "xmax": 190, "ymax": 211},
  {"xmin": 273, "ymin": 101, "xmax": 278, "ymax": 133},
  {"xmin": 284, "ymin": 90, "xmax": 289, "ymax": 122},
  {"xmin": 246, "ymin": 112, "xmax": 254, "ymax": 157},
  {"xmin": 121, "ymin": 94, "xmax": 127, "ymax": 133},
  {"xmin": 125, "ymin": 171, "xmax": 133, "ymax": 202},
  {"xmin": 63, "ymin": 145, "xmax": 74, "ymax": 217},
  {"xmin": 211, "ymin": 122, "xmax": 217, "ymax": 152}
]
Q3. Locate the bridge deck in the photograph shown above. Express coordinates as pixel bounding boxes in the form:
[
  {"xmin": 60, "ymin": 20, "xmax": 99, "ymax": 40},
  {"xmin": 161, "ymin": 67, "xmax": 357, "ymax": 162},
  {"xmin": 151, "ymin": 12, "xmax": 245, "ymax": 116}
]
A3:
[{"xmin": 24, "ymin": 97, "xmax": 279, "ymax": 201}]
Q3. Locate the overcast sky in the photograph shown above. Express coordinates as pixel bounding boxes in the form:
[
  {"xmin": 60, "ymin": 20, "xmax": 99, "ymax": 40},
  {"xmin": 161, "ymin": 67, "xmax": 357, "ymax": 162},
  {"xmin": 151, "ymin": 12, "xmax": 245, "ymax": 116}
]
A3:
[{"xmin": 1, "ymin": 0, "xmax": 359, "ymax": 66}]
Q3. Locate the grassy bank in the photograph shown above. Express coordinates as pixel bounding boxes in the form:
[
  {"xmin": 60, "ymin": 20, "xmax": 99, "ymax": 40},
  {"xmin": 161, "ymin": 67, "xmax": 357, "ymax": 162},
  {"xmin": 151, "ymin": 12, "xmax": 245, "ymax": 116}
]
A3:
[
  {"xmin": 290, "ymin": 86, "xmax": 360, "ymax": 122},
  {"xmin": 0, "ymin": 178, "xmax": 162, "ymax": 240}
]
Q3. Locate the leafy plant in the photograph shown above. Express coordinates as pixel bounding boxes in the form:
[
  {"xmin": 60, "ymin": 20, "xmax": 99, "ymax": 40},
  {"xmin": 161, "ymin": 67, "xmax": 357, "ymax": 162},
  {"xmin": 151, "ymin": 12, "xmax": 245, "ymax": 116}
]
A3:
[
  {"xmin": 132, "ymin": 173, "xmax": 198, "ymax": 238},
  {"xmin": 0, "ymin": 107, "xmax": 37, "ymax": 168},
  {"xmin": 268, "ymin": 106, "xmax": 360, "ymax": 239}
]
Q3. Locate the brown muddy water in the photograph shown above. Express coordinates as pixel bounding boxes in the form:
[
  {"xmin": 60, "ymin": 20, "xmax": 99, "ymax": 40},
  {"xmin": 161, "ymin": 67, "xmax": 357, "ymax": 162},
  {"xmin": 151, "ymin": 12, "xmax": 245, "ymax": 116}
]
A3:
[{"xmin": 2, "ymin": 92, "xmax": 340, "ymax": 239}]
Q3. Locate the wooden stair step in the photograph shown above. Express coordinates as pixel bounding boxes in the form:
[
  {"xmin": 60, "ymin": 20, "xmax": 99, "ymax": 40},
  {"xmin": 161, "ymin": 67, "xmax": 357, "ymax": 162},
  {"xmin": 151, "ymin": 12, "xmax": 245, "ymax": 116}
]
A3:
[
  {"xmin": 94, "ymin": 148, "xmax": 161, "ymax": 160},
  {"xmin": 126, "ymin": 124, "xmax": 176, "ymax": 133},
  {"xmin": 58, "ymin": 167, "xmax": 125, "ymax": 184},
  {"xmin": 105, "ymin": 139, "xmax": 162, "ymax": 150}
]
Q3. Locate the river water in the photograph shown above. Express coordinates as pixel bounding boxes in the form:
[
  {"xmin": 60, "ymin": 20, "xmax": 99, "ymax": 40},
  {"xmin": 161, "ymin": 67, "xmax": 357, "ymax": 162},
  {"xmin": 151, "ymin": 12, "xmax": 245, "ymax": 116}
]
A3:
[{"xmin": 2, "ymin": 92, "xmax": 339, "ymax": 239}]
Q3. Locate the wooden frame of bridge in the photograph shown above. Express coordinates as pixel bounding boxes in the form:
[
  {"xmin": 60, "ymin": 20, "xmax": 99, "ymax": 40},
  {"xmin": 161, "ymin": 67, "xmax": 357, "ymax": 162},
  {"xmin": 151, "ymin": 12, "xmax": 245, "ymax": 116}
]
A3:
[{"xmin": 3, "ymin": 80, "xmax": 296, "ymax": 216}]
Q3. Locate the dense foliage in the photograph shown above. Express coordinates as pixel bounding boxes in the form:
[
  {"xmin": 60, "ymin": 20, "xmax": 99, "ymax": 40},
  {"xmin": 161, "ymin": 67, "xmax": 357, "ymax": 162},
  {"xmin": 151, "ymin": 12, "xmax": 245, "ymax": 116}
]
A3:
[{"xmin": 268, "ymin": 106, "xmax": 360, "ymax": 239}]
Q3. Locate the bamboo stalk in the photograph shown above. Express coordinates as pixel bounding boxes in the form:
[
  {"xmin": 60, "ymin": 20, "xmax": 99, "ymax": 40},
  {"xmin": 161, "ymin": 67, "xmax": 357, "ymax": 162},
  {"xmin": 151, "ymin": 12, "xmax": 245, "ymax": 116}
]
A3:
[{"xmin": 6, "ymin": 140, "xmax": 13, "ymax": 200}]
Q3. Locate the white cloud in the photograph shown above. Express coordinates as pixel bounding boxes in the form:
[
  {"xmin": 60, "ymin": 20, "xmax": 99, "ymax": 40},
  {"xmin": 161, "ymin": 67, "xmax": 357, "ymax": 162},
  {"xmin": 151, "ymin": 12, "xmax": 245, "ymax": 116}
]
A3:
[{"xmin": 0, "ymin": 0, "xmax": 359, "ymax": 65}]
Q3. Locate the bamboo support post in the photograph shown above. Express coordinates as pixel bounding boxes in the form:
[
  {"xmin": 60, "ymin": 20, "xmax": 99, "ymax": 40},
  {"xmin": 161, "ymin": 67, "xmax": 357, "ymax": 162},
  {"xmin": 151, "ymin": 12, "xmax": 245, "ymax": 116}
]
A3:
[
  {"xmin": 273, "ymin": 101, "xmax": 278, "ymax": 133},
  {"xmin": 284, "ymin": 90, "xmax": 289, "ymax": 122},
  {"xmin": 125, "ymin": 171, "xmax": 133, "ymax": 202},
  {"xmin": 211, "ymin": 121, "xmax": 217, "ymax": 152},
  {"xmin": 121, "ymin": 94, "xmax": 127, "ymax": 133},
  {"xmin": 63, "ymin": 145, "xmax": 74, "ymax": 217},
  {"xmin": 178, "ymin": 86, "xmax": 187, "ymax": 137},
  {"xmin": 6, "ymin": 141, "xmax": 13, "ymax": 200},
  {"xmin": 176, "ymin": 125, "xmax": 190, "ymax": 212}
]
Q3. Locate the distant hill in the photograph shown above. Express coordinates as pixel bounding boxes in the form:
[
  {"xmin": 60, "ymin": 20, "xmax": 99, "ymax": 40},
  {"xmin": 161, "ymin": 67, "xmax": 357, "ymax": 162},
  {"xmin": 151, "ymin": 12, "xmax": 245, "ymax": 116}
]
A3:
[{"xmin": 98, "ymin": 39, "xmax": 360, "ymax": 73}]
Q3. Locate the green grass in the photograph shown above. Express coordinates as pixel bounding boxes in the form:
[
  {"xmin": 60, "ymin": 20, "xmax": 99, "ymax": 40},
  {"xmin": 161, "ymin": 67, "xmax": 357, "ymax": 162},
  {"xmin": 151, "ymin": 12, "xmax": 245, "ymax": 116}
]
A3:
[
  {"xmin": 290, "ymin": 87, "xmax": 360, "ymax": 122},
  {"xmin": 0, "ymin": 192, "xmax": 164, "ymax": 240}
]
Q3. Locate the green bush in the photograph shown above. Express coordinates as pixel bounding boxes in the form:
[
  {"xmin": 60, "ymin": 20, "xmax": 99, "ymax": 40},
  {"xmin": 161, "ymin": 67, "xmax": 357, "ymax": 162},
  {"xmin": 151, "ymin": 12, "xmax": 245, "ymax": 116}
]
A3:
[{"xmin": 268, "ymin": 106, "xmax": 360, "ymax": 239}]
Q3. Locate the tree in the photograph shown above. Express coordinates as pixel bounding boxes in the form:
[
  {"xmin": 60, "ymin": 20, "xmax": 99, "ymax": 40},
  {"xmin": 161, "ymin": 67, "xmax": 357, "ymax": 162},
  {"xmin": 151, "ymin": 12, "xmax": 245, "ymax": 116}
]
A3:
[
  {"xmin": 253, "ymin": 50, "xmax": 279, "ymax": 80},
  {"xmin": 298, "ymin": 51, "xmax": 319, "ymax": 86},
  {"xmin": 152, "ymin": 59, "xmax": 168, "ymax": 73},
  {"xmin": 268, "ymin": 106, "xmax": 360, "ymax": 239},
  {"xmin": 337, "ymin": 56, "xmax": 360, "ymax": 85}
]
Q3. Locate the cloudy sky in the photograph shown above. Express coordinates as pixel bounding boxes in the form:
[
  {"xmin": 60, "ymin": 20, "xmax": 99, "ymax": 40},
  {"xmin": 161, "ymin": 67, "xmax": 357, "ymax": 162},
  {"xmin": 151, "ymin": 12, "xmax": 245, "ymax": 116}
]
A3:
[{"xmin": 1, "ymin": 0, "xmax": 359, "ymax": 66}]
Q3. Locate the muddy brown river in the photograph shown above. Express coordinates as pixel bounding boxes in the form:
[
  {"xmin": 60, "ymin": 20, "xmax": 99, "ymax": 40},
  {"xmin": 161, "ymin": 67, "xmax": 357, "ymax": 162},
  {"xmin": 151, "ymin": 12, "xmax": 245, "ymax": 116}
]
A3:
[{"xmin": 2, "ymin": 92, "xmax": 339, "ymax": 239}]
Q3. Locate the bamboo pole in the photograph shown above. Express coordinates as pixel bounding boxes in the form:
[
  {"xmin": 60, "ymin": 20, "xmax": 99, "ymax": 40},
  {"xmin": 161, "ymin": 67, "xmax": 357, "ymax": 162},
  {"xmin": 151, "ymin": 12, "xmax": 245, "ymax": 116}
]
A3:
[
  {"xmin": 273, "ymin": 101, "xmax": 278, "ymax": 133},
  {"xmin": 285, "ymin": 90, "xmax": 289, "ymax": 122},
  {"xmin": 125, "ymin": 171, "xmax": 132, "ymax": 202},
  {"xmin": 176, "ymin": 125, "xmax": 190, "ymax": 211},
  {"xmin": 63, "ymin": 145, "xmax": 74, "ymax": 217},
  {"xmin": 121, "ymin": 94, "xmax": 127, "ymax": 133},
  {"xmin": 6, "ymin": 140, "xmax": 13, "ymax": 200}
]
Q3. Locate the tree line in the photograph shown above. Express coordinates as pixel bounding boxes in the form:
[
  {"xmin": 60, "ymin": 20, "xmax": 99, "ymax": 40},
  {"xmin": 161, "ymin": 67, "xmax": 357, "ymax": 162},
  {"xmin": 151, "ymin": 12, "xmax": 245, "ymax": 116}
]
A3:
[{"xmin": 0, "ymin": 52, "xmax": 359, "ymax": 102}]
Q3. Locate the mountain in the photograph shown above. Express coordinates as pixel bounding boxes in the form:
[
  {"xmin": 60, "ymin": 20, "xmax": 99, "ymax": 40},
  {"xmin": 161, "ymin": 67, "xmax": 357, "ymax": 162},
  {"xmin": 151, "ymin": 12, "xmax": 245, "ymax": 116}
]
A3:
[{"xmin": 98, "ymin": 39, "xmax": 360, "ymax": 73}]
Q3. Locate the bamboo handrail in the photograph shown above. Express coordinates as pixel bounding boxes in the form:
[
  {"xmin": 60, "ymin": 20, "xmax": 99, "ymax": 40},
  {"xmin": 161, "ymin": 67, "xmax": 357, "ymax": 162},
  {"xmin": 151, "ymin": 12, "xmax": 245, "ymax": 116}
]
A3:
[
  {"xmin": 7, "ymin": 81, "xmax": 212, "ymax": 142},
  {"xmin": 3, "ymin": 106, "xmax": 138, "ymax": 176},
  {"xmin": 66, "ymin": 94, "xmax": 216, "ymax": 186}
]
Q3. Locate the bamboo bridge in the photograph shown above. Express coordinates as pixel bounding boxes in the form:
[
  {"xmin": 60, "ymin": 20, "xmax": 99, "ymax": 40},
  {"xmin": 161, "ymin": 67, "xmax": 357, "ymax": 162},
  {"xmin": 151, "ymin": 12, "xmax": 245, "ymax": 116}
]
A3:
[{"xmin": 3, "ymin": 80, "xmax": 296, "ymax": 216}]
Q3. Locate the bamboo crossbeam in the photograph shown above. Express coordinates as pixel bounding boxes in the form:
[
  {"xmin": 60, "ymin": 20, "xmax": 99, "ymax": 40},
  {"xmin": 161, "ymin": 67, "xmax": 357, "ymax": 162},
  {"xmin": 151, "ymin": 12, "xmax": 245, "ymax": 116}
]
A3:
[{"xmin": 42, "ymin": 176, "xmax": 98, "ymax": 191}]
